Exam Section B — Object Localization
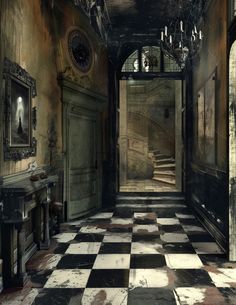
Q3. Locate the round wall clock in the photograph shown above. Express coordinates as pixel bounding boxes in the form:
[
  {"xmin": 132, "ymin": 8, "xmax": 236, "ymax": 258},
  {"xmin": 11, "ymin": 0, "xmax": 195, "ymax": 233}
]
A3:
[{"xmin": 68, "ymin": 29, "xmax": 93, "ymax": 73}]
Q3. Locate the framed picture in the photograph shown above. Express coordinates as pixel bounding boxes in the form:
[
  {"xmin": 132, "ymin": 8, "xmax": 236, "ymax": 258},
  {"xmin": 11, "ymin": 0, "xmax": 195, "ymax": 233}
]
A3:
[
  {"xmin": 197, "ymin": 86, "xmax": 205, "ymax": 160},
  {"xmin": 3, "ymin": 58, "xmax": 37, "ymax": 161},
  {"xmin": 196, "ymin": 68, "xmax": 217, "ymax": 165}
]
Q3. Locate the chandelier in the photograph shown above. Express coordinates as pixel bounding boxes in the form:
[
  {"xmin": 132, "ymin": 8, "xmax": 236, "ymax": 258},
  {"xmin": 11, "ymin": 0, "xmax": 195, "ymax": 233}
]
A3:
[{"xmin": 160, "ymin": 1, "xmax": 204, "ymax": 69}]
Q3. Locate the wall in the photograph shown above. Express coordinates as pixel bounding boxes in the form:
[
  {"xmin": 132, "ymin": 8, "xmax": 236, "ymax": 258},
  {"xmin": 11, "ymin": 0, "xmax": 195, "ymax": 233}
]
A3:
[
  {"xmin": 0, "ymin": 0, "xmax": 108, "ymax": 177},
  {"xmin": 0, "ymin": 0, "xmax": 108, "ymax": 286},
  {"xmin": 0, "ymin": 0, "xmax": 62, "ymax": 175},
  {"xmin": 187, "ymin": 0, "xmax": 228, "ymax": 248}
]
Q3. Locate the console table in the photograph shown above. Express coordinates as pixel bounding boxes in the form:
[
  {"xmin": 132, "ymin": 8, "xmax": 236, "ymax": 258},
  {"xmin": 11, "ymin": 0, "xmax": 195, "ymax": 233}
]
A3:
[{"xmin": 0, "ymin": 172, "xmax": 58, "ymax": 288}]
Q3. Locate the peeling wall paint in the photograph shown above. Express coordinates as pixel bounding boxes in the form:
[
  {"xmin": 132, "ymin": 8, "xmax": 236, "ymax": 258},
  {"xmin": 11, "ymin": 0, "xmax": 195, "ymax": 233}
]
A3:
[{"xmin": 0, "ymin": 0, "xmax": 108, "ymax": 178}]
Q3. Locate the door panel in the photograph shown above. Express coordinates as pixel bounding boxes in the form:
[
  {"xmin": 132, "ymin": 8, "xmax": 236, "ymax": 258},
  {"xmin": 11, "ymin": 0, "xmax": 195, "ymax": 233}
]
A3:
[{"xmin": 67, "ymin": 112, "xmax": 98, "ymax": 219}]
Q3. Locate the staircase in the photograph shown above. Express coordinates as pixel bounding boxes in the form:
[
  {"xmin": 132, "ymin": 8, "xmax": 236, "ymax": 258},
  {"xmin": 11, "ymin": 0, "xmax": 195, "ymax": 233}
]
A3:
[{"xmin": 149, "ymin": 150, "xmax": 176, "ymax": 186}]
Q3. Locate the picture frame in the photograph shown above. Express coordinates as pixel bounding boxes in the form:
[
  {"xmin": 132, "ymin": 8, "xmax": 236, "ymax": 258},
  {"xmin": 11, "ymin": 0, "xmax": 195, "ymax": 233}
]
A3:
[
  {"xmin": 196, "ymin": 68, "xmax": 217, "ymax": 165},
  {"xmin": 197, "ymin": 86, "xmax": 205, "ymax": 160},
  {"xmin": 204, "ymin": 69, "xmax": 216, "ymax": 165},
  {"xmin": 3, "ymin": 58, "xmax": 37, "ymax": 161}
]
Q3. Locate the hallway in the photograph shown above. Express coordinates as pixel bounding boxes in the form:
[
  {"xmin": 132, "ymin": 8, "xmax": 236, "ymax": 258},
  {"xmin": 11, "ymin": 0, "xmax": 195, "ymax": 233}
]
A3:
[{"xmin": 1, "ymin": 199, "xmax": 236, "ymax": 305}]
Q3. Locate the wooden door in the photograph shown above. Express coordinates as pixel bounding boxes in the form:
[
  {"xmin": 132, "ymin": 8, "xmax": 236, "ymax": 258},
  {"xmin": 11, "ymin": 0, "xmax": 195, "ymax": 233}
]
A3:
[{"xmin": 67, "ymin": 109, "xmax": 99, "ymax": 219}]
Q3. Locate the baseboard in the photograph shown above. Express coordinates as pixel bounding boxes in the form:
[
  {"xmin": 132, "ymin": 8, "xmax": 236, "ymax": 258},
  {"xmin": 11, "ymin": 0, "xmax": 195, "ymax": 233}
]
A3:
[{"xmin": 190, "ymin": 200, "xmax": 228, "ymax": 253}]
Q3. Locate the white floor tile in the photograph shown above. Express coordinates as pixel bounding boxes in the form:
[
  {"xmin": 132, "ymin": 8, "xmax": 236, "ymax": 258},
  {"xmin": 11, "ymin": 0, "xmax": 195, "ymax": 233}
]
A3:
[
  {"xmin": 131, "ymin": 242, "xmax": 163, "ymax": 254},
  {"xmin": 174, "ymin": 288, "xmax": 206, "ymax": 305},
  {"xmin": 90, "ymin": 213, "xmax": 113, "ymax": 219},
  {"xmin": 165, "ymin": 254, "xmax": 203, "ymax": 269},
  {"xmin": 129, "ymin": 269, "xmax": 169, "ymax": 288},
  {"xmin": 175, "ymin": 213, "xmax": 195, "ymax": 219},
  {"xmin": 44, "ymin": 269, "xmax": 91, "ymax": 288},
  {"xmin": 103, "ymin": 233, "xmax": 132, "ymax": 243},
  {"xmin": 182, "ymin": 225, "xmax": 207, "ymax": 233},
  {"xmin": 52, "ymin": 233, "xmax": 77, "ymax": 243},
  {"xmin": 133, "ymin": 225, "xmax": 159, "ymax": 234},
  {"xmin": 79, "ymin": 226, "xmax": 107, "ymax": 234},
  {"xmin": 156, "ymin": 218, "xmax": 180, "ymax": 225},
  {"xmin": 1, "ymin": 289, "xmax": 39, "ymax": 305},
  {"xmin": 37, "ymin": 254, "xmax": 62, "ymax": 270},
  {"xmin": 82, "ymin": 288, "xmax": 128, "ymax": 305},
  {"xmin": 160, "ymin": 233, "xmax": 189, "ymax": 243},
  {"xmin": 192, "ymin": 242, "xmax": 224, "ymax": 254},
  {"xmin": 65, "ymin": 242, "xmax": 101, "ymax": 254},
  {"xmin": 93, "ymin": 254, "xmax": 130, "ymax": 269},
  {"xmin": 111, "ymin": 218, "xmax": 133, "ymax": 225},
  {"xmin": 134, "ymin": 213, "xmax": 156, "ymax": 219},
  {"xmin": 208, "ymin": 268, "xmax": 236, "ymax": 287}
]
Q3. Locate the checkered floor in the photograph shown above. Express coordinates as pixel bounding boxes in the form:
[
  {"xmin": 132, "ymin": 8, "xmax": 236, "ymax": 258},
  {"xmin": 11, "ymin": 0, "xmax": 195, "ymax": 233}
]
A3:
[{"xmin": 1, "ymin": 201, "xmax": 236, "ymax": 305}]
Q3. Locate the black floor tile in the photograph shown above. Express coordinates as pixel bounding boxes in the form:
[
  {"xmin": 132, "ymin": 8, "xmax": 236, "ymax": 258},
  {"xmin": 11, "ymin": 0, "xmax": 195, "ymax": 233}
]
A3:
[
  {"xmin": 113, "ymin": 209, "xmax": 134, "ymax": 218},
  {"xmin": 187, "ymin": 234, "xmax": 215, "ymax": 242},
  {"xmin": 87, "ymin": 269, "xmax": 129, "ymax": 287},
  {"xmin": 174, "ymin": 269, "xmax": 214, "ymax": 287},
  {"xmin": 67, "ymin": 225, "xmax": 79, "ymax": 232},
  {"xmin": 74, "ymin": 233, "xmax": 104, "ymax": 242},
  {"xmin": 163, "ymin": 243, "xmax": 196, "ymax": 254},
  {"xmin": 107, "ymin": 227, "xmax": 133, "ymax": 233},
  {"xmin": 159, "ymin": 225, "xmax": 185, "ymax": 233},
  {"xmin": 132, "ymin": 234, "xmax": 162, "ymax": 244},
  {"xmin": 33, "ymin": 288, "xmax": 83, "ymax": 305},
  {"xmin": 199, "ymin": 254, "xmax": 229, "ymax": 267},
  {"xmin": 149, "ymin": 209, "xmax": 177, "ymax": 218},
  {"xmin": 130, "ymin": 254, "xmax": 166, "ymax": 268},
  {"xmin": 87, "ymin": 219, "xmax": 111, "ymax": 225},
  {"xmin": 56, "ymin": 254, "xmax": 96, "ymax": 269},
  {"xmin": 53, "ymin": 243, "xmax": 70, "ymax": 254},
  {"xmin": 133, "ymin": 219, "xmax": 157, "ymax": 225},
  {"xmin": 178, "ymin": 218, "xmax": 201, "ymax": 225},
  {"xmin": 128, "ymin": 288, "xmax": 176, "ymax": 305},
  {"xmin": 218, "ymin": 288, "xmax": 236, "ymax": 304},
  {"xmin": 99, "ymin": 242, "xmax": 131, "ymax": 254},
  {"xmin": 28, "ymin": 270, "xmax": 53, "ymax": 288}
]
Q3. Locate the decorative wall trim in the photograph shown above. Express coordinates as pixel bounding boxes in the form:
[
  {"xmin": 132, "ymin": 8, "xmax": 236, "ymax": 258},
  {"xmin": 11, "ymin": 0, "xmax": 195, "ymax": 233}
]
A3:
[
  {"xmin": 191, "ymin": 161, "xmax": 227, "ymax": 177},
  {"xmin": 59, "ymin": 78, "xmax": 107, "ymax": 105},
  {"xmin": 0, "ymin": 166, "xmax": 45, "ymax": 186},
  {"xmin": 190, "ymin": 194, "xmax": 228, "ymax": 253}
]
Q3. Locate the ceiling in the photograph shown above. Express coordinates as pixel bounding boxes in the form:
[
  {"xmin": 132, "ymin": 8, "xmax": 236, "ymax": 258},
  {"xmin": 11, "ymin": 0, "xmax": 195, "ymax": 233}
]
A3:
[
  {"xmin": 106, "ymin": 0, "xmax": 196, "ymax": 34},
  {"xmin": 104, "ymin": 0, "xmax": 207, "ymax": 64}
]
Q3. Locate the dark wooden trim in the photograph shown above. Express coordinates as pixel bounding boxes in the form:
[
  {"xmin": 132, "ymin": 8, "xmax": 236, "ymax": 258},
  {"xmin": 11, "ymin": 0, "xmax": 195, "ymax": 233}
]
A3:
[
  {"xmin": 190, "ymin": 197, "xmax": 228, "ymax": 254},
  {"xmin": 119, "ymin": 72, "xmax": 184, "ymax": 80}
]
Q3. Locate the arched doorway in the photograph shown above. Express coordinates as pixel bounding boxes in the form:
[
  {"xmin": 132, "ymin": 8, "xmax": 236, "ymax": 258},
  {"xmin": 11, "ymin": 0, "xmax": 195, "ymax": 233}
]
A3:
[{"xmin": 118, "ymin": 46, "xmax": 184, "ymax": 193}]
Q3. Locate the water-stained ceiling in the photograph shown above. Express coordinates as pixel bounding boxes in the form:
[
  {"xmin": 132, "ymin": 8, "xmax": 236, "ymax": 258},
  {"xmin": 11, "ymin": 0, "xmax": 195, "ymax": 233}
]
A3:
[
  {"xmin": 106, "ymin": 0, "xmax": 201, "ymax": 34},
  {"xmin": 106, "ymin": 0, "xmax": 191, "ymax": 32},
  {"xmin": 104, "ymin": 0, "xmax": 206, "ymax": 64}
]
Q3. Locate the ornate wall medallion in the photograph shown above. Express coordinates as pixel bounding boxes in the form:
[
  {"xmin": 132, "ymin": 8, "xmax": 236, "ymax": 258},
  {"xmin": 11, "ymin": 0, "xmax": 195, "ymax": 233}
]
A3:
[{"xmin": 68, "ymin": 29, "xmax": 93, "ymax": 73}]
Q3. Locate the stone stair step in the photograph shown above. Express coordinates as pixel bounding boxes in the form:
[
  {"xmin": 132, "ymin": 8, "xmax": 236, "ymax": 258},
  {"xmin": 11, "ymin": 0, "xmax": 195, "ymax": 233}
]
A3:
[
  {"xmin": 153, "ymin": 158, "xmax": 175, "ymax": 165},
  {"xmin": 153, "ymin": 154, "xmax": 171, "ymax": 160},
  {"xmin": 152, "ymin": 177, "xmax": 176, "ymax": 186},
  {"xmin": 155, "ymin": 163, "xmax": 176, "ymax": 169},
  {"xmin": 153, "ymin": 170, "xmax": 175, "ymax": 177}
]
